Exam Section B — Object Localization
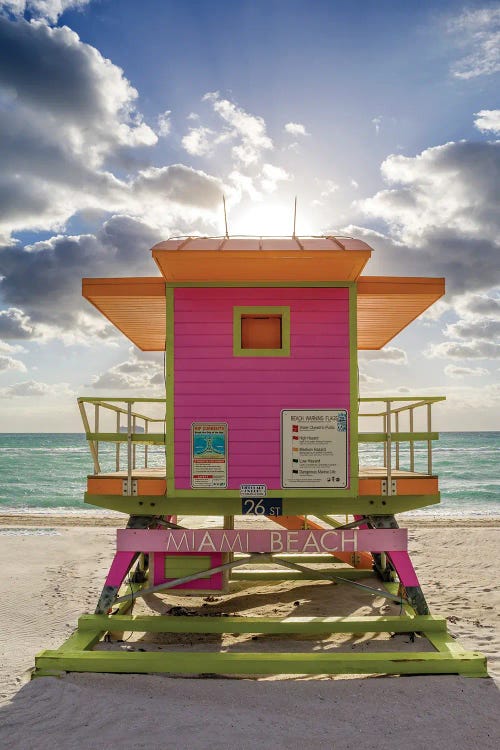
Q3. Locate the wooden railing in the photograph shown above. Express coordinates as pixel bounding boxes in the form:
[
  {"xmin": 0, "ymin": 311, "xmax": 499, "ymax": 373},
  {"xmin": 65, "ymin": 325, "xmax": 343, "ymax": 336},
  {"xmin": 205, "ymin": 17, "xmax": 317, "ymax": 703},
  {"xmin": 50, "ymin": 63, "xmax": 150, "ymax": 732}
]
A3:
[
  {"xmin": 78, "ymin": 397, "xmax": 166, "ymax": 494},
  {"xmin": 79, "ymin": 395, "xmax": 444, "ymax": 497},
  {"xmin": 358, "ymin": 396, "xmax": 445, "ymax": 492}
]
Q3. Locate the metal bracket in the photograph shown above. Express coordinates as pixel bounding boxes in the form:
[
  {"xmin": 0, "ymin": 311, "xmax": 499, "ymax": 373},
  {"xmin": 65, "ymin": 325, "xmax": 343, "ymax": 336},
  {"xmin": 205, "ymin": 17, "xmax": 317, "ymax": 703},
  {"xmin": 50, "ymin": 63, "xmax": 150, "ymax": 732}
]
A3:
[
  {"xmin": 122, "ymin": 479, "xmax": 137, "ymax": 496},
  {"xmin": 381, "ymin": 479, "xmax": 397, "ymax": 496}
]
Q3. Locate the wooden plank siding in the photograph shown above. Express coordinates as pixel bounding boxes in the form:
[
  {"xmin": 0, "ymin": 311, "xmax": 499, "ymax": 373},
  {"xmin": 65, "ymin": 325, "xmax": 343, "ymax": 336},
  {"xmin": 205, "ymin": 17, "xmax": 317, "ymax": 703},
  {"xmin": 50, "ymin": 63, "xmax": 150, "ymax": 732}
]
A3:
[{"xmin": 173, "ymin": 287, "xmax": 351, "ymax": 490}]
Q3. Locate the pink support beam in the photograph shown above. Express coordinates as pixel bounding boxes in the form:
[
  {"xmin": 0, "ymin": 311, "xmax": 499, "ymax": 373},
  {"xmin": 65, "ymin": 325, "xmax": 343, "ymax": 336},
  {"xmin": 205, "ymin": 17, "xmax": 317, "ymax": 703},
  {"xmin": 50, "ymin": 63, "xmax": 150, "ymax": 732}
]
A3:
[
  {"xmin": 387, "ymin": 551, "xmax": 421, "ymax": 588},
  {"xmin": 104, "ymin": 551, "xmax": 137, "ymax": 588}
]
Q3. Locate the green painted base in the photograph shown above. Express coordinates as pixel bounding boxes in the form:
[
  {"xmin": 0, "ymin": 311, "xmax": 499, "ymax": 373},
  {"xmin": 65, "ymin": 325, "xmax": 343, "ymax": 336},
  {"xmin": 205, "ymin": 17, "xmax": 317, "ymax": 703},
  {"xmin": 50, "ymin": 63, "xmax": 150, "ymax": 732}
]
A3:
[
  {"xmin": 34, "ymin": 650, "xmax": 487, "ymax": 677},
  {"xmin": 84, "ymin": 493, "xmax": 441, "ymax": 516},
  {"xmin": 230, "ymin": 567, "xmax": 373, "ymax": 581},
  {"xmin": 33, "ymin": 613, "xmax": 488, "ymax": 679}
]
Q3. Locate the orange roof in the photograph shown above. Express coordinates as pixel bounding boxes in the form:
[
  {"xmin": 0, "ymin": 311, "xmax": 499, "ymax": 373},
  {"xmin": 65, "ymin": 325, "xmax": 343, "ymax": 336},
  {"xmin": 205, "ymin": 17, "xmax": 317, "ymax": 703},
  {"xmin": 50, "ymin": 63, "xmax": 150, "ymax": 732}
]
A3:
[
  {"xmin": 83, "ymin": 274, "xmax": 444, "ymax": 352},
  {"xmin": 152, "ymin": 236, "xmax": 372, "ymax": 282}
]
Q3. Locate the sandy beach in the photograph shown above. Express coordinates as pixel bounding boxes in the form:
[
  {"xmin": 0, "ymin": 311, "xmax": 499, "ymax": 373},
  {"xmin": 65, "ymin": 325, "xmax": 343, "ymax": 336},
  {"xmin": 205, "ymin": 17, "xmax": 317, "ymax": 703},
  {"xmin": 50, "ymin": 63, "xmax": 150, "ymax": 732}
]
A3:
[{"xmin": 0, "ymin": 516, "xmax": 499, "ymax": 749}]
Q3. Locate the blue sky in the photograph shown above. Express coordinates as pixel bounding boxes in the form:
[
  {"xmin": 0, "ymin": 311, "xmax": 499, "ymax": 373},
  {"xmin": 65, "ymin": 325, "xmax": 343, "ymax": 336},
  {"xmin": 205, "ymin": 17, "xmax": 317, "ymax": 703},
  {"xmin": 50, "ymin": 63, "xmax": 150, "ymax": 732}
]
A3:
[{"xmin": 0, "ymin": 0, "xmax": 498, "ymax": 430}]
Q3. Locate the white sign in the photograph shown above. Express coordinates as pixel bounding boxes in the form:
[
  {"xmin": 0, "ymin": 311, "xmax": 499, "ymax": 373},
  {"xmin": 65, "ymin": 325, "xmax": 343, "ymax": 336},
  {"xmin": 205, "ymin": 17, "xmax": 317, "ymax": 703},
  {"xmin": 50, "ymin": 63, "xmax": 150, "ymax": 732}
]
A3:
[
  {"xmin": 281, "ymin": 409, "xmax": 348, "ymax": 489},
  {"xmin": 239, "ymin": 484, "xmax": 267, "ymax": 498},
  {"xmin": 191, "ymin": 423, "xmax": 228, "ymax": 488}
]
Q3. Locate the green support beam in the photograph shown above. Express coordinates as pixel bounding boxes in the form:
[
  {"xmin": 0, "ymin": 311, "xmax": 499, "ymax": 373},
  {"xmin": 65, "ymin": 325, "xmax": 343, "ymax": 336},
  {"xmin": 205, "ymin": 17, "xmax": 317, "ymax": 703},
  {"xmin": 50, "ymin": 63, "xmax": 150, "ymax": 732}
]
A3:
[
  {"xmin": 86, "ymin": 432, "xmax": 165, "ymax": 444},
  {"xmin": 359, "ymin": 432, "xmax": 438, "ymax": 443},
  {"xmin": 78, "ymin": 613, "xmax": 447, "ymax": 635},
  {"xmin": 34, "ymin": 649, "xmax": 487, "ymax": 678},
  {"xmin": 230, "ymin": 568, "xmax": 373, "ymax": 582},
  {"xmin": 84, "ymin": 493, "xmax": 441, "ymax": 516}
]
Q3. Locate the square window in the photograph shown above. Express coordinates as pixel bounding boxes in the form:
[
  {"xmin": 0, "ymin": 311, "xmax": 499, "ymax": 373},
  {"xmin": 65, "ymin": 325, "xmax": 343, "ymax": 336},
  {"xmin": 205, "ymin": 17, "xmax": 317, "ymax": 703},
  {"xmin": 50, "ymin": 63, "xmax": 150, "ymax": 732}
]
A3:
[
  {"xmin": 233, "ymin": 306, "xmax": 290, "ymax": 357},
  {"xmin": 241, "ymin": 315, "xmax": 282, "ymax": 349}
]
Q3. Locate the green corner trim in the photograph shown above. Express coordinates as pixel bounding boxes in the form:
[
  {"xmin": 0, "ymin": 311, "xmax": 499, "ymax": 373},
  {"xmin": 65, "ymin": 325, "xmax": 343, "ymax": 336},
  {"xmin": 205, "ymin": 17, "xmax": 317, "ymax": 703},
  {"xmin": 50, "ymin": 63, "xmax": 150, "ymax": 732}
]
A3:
[
  {"xmin": 349, "ymin": 284, "xmax": 359, "ymax": 496},
  {"xmin": 166, "ymin": 286, "xmax": 175, "ymax": 492}
]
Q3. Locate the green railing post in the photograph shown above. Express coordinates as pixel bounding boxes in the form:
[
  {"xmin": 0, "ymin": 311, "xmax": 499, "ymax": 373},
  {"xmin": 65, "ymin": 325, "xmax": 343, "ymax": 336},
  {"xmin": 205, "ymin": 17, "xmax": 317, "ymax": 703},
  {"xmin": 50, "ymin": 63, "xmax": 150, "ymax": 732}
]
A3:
[
  {"xmin": 94, "ymin": 404, "xmax": 99, "ymax": 467},
  {"xmin": 132, "ymin": 415, "xmax": 137, "ymax": 470},
  {"xmin": 79, "ymin": 400, "xmax": 100, "ymax": 474},
  {"xmin": 409, "ymin": 407, "xmax": 415, "ymax": 472},
  {"xmin": 427, "ymin": 403, "xmax": 432, "ymax": 475},
  {"xmin": 127, "ymin": 402, "xmax": 132, "ymax": 496},
  {"xmin": 395, "ymin": 411, "xmax": 400, "ymax": 470},
  {"xmin": 386, "ymin": 400, "xmax": 392, "ymax": 494},
  {"xmin": 116, "ymin": 411, "xmax": 120, "ymax": 471}
]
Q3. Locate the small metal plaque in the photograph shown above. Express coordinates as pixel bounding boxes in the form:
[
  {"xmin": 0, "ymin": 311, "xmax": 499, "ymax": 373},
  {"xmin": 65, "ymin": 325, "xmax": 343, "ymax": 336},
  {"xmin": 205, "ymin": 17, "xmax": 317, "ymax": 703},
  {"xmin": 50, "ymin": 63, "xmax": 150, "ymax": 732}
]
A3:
[
  {"xmin": 239, "ymin": 483, "xmax": 267, "ymax": 498},
  {"xmin": 241, "ymin": 497, "xmax": 283, "ymax": 516}
]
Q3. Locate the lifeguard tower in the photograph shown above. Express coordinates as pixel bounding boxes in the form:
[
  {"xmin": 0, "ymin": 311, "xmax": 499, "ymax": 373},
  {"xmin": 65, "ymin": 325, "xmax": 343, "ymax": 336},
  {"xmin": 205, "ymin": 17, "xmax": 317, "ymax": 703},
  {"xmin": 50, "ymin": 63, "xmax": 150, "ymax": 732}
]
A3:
[{"xmin": 34, "ymin": 235, "xmax": 487, "ymax": 678}]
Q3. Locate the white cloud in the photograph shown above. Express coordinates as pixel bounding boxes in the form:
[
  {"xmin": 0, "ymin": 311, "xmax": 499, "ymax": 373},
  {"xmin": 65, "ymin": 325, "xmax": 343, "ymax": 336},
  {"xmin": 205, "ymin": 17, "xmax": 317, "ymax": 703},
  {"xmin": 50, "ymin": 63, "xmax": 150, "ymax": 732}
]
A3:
[
  {"xmin": 444, "ymin": 364, "xmax": 489, "ymax": 378},
  {"xmin": 182, "ymin": 126, "xmax": 216, "ymax": 156},
  {"xmin": 0, "ymin": 20, "xmax": 222, "ymax": 246},
  {"xmin": 350, "ymin": 179, "xmax": 359, "ymax": 190},
  {"xmin": 0, "ymin": 16, "xmax": 160, "ymax": 240},
  {"xmin": 436, "ymin": 383, "xmax": 500, "ymax": 426},
  {"xmin": 260, "ymin": 163, "xmax": 291, "ymax": 193},
  {"xmin": 356, "ymin": 139, "xmax": 500, "ymax": 298},
  {"xmin": 0, "ymin": 379, "xmax": 73, "ymax": 397},
  {"xmin": 474, "ymin": 109, "xmax": 500, "ymax": 135},
  {"xmin": 132, "ymin": 164, "xmax": 223, "ymax": 211},
  {"xmin": 0, "ymin": 308, "xmax": 35, "ymax": 339},
  {"xmin": 90, "ymin": 350, "xmax": 164, "ymax": 390},
  {"xmin": 359, "ymin": 372, "xmax": 383, "ymax": 385},
  {"xmin": 0, "ymin": 215, "xmax": 161, "ymax": 334},
  {"xmin": 359, "ymin": 347, "xmax": 408, "ymax": 365},
  {"xmin": 427, "ymin": 340, "xmax": 500, "ymax": 359},
  {"xmin": 455, "ymin": 293, "xmax": 500, "ymax": 318},
  {"xmin": 284, "ymin": 122, "xmax": 309, "ymax": 137},
  {"xmin": 311, "ymin": 179, "xmax": 339, "ymax": 207},
  {"xmin": 419, "ymin": 299, "xmax": 450, "ymax": 323},
  {"xmin": 1, "ymin": 1, "xmax": 91, "ymax": 23},
  {"xmin": 0, "ymin": 354, "xmax": 27, "ymax": 373},
  {"xmin": 0, "ymin": 339, "xmax": 26, "ymax": 353},
  {"xmin": 228, "ymin": 170, "xmax": 262, "ymax": 202},
  {"xmin": 447, "ymin": 7, "xmax": 500, "ymax": 79},
  {"xmin": 157, "ymin": 110, "xmax": 171, "ymax": 137},
  {"xmin": 444, "ymin": 318, "xmax": 500, "ymax": 341},
  {"xmin": 372, "ymin": 116, "xmax": 382, "ymax": 134},
  {"xmin": 203, "ymin": 91, "xmax": 273, "ymax": 166},
  {"xmin": 361, "ymin": 140, "xmax": 500, "ymax": 244},
  {"xmin": 436, "ymin": 293, "xmax": 500, "ymax": 360}
]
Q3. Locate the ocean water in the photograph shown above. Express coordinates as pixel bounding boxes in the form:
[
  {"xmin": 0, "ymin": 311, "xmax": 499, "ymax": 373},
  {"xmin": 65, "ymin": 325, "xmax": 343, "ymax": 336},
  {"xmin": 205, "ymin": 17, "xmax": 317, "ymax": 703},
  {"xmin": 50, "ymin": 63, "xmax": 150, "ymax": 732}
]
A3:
[{"xmin": 0, "ymin": 432, "xmax": 498, "ymax": 518}]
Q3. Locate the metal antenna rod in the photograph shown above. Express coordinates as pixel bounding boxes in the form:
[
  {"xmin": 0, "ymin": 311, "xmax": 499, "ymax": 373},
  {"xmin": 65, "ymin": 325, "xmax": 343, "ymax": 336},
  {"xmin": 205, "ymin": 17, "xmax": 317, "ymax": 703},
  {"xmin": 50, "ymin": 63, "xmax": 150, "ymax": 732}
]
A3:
[
  {"xmin": 223, "ymin": 194, "xmax": 229, "ymax": 239},
  {"xmin": 292, "ymin": 196, "xmax": 297, "ymax": 238}
]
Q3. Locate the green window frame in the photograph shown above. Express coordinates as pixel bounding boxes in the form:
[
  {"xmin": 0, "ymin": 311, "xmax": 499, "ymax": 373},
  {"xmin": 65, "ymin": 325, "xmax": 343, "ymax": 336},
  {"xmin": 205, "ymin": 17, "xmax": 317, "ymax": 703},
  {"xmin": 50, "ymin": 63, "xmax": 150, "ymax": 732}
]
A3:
[{"xmin": 233, "ymin": 305, "xmax": 291, "ymax": 357}]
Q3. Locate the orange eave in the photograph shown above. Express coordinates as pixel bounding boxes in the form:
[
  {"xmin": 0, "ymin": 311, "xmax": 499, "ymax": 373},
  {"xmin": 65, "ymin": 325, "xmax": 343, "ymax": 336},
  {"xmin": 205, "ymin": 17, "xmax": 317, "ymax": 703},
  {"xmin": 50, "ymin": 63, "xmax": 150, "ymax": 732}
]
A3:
[
  {"xmin": 82, "ymin": 277, "xmax": 166, "ymax": 351},
  {"xmin": 83, "ymin": 274, "xmax": 445, "ymax": 352},
  {"xmin": 357, "ymin": 276, "xmax": 445, "ymax": 349}
]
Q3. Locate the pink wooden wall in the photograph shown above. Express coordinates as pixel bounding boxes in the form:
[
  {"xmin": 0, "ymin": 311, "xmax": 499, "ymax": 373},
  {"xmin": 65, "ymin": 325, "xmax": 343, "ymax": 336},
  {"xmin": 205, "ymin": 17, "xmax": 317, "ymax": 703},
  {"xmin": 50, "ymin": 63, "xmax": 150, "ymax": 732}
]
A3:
[{"xmin": 173, "ymin": 287, "xmax": 350, "ymax": 490}]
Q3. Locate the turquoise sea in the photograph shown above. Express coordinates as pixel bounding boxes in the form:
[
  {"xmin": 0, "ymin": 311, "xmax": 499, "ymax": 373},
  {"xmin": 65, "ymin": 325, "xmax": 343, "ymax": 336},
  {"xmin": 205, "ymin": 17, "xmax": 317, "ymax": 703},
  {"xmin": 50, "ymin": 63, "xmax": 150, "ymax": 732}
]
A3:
[{"xmin": 0, "ymin": 432, "xmax": 498, "ymax": 517}]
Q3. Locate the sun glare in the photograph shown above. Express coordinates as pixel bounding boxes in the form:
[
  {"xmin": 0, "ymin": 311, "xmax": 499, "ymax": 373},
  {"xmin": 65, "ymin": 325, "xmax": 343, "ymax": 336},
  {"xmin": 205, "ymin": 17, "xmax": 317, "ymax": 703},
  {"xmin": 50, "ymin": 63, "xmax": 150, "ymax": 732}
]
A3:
[{"xmin": 230, "ymin": 202, "xmax": 316, "ymax": 236}]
